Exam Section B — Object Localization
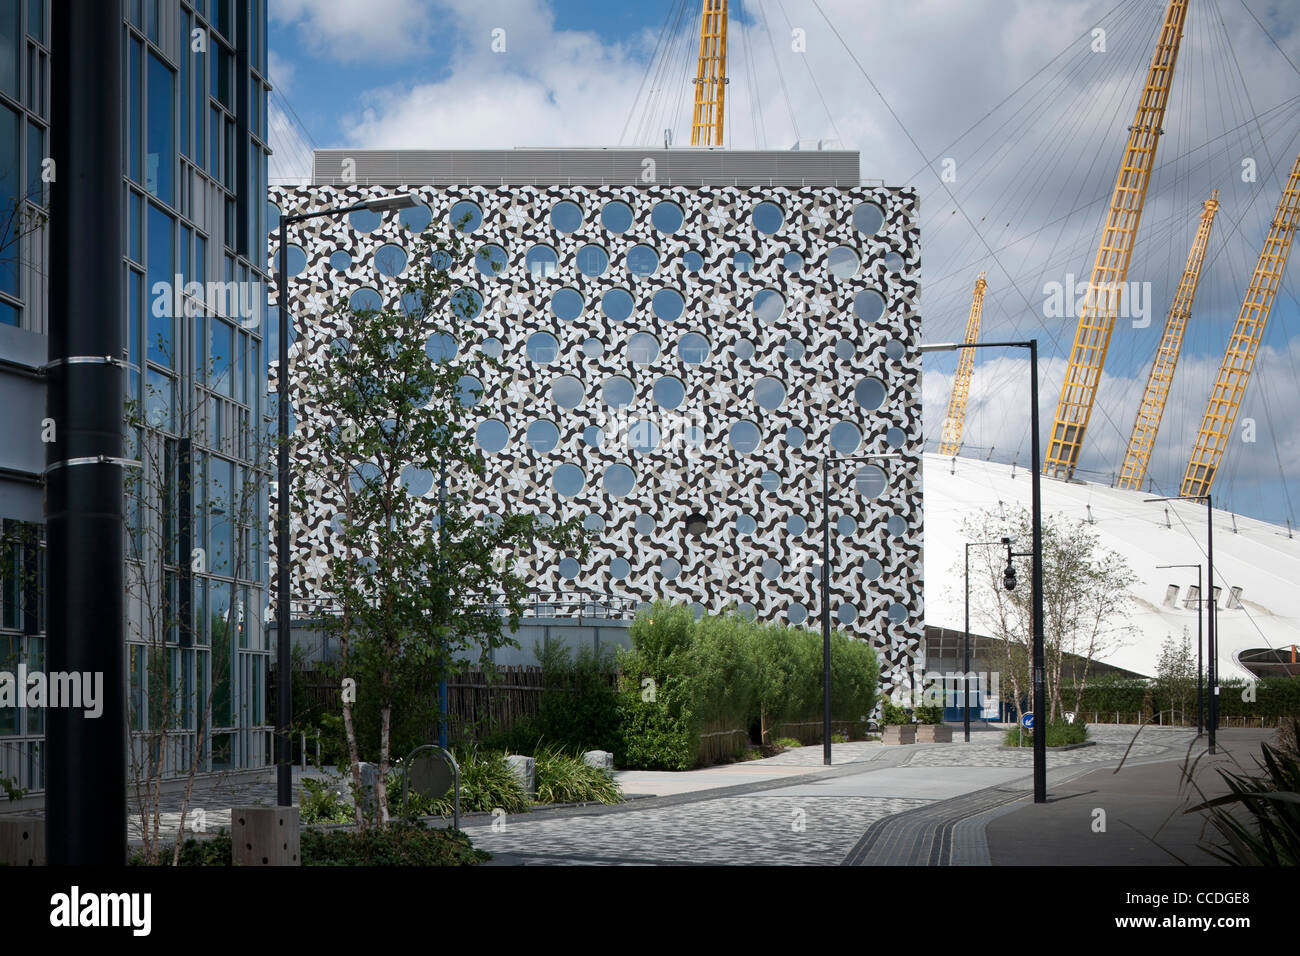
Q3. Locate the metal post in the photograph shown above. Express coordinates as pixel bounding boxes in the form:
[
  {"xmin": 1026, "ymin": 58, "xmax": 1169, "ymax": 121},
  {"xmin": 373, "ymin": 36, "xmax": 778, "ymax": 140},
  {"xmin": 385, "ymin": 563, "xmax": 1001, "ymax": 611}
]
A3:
[
  {"xmin": 1029, "ymin": 340, "xmax": 1047, "ymax": 804},
  {"xmin": 821, "ymin": 461, "xmax": 832, "ymax": 766},
  {"xmin": 1207, "ymin": 494, "xmax": 1217, "ymax": 755},
  {"xmin": 46, "ymin": 0, "xmax": 126, "ymax": 865},
  {"xmin": 1196, "ymin": 564, "xmax": 1204, "ymax": 736},
  {"xmin": 963, "ymin": 545, "xmax": 971, "ymax": 743},
  {"xmin": 438, "ymin": 456, "xmax": 448, "ymax": 751},
  {"xmin": 276, "ymin": 215, "xmax": 292, "ymax": 806}
]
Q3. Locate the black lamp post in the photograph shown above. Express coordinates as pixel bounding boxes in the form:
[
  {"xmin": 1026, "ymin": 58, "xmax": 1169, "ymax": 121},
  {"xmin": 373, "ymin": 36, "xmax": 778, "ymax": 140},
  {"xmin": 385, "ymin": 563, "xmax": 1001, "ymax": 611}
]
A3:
[
  {"xmin": 1157, "ymin": 562, "xmax": 1204, "ymax": 735},
  {"xmin": 275, "ymin": 192, "xmax": 418, "ymax": 806},
  {"xmin": 922, "ymin": 339, "xmax": 1046, "ymax": 803},
  {"xmin": 820, "ymin": 452, "xmax": 903, "ymax": 767},
  {"xmin": 1146, "ymin": 495, "xmax": 1217, "ymax": 754}
]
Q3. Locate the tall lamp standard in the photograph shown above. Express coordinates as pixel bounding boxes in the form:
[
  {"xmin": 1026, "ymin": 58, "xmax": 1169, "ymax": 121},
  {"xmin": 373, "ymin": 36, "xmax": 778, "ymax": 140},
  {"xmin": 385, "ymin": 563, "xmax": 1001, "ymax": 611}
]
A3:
[
  {"xmin": 1157, "ymin": 562, "xmax": 1204, "ymax": 735},
  {"xmin": 820, "ymin": 452, "xmax": 904, "ymax": 767},
  {"xmin": 1145, "ymin": 495, "xmax": 1217, "ymax": 754},
  {"xmin": 963, "ymin": 539, "xmax": 1007, "ymax": 742},
  {"xmin": 275, "ymin": 193, "xmax": 419, "ymax": 806},
  {"xmin": 921, "ymin": 339, "xmax": 1046, "ymax": 803}
]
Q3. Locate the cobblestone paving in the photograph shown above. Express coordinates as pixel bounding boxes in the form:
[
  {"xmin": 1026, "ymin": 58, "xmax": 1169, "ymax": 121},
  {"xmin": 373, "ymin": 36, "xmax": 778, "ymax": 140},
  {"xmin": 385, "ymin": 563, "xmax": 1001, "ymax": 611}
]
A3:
[
  {"xmin": 742, "ymin": 741, "xmax": 887, "ymax": 767},
  {"xmin": 901, "ymin": 725, "xmax": 1197, "ymax": 768},
  {"xmin": 462, "ymin": 794, "xmax": 932, "ymax": 865}
]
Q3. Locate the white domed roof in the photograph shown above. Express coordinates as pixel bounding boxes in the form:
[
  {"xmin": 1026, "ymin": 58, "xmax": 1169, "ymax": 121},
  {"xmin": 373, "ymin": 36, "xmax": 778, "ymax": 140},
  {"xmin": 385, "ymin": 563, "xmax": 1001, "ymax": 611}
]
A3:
[{"xmin": 923, "ymin": 453, "xmax": 1300, "ymax": 680}]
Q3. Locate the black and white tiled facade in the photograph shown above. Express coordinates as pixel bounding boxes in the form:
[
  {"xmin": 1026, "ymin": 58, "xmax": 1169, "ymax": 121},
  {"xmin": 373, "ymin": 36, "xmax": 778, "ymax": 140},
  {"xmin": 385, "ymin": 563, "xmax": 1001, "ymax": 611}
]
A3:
[{"xmin": 268, "ymin": 182, "xmax": 922, "ymax": 699}]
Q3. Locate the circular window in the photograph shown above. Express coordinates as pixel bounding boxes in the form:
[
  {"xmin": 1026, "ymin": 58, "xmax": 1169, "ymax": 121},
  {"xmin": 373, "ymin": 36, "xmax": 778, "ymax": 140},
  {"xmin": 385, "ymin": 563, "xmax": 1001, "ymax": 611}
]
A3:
[
  {"xmin": 785, "ymin": 425, "xmax": 806, "ymax": 448},
  {"xmin": 551, "ymin": 288, "xmax": 584, "ymax": 322},
  {"xmin": 787, "ymin": 515, "xmax": 807, "ymax": 535},
  {"xmin": 602, "ymin": 375, "xmax": 635, "ymax": 408},
  {"xmin": 827, "ymin": 245, "xmax": 860, "ymax": 279},
  {"xmin": 678, "ymin": 333, "xmax": 710, "ymax": 365},
  {"xmin": 553, "ymin": 464, "xmax": 585, "ymax": 497},
  {"xmin": 267, "ymin": 200, "xmax": 281, "ymax": 229},
  {"xmin": 430, "ymin": 248, "xmax": 453, "ymax": 270},
  {"xmin": 652, "ymin": 288, "xmax": 685, "ymax": 321},
  {"xmin": 584, "ymin": 514, "xmax": 606, "ymax": 532},
  {"xmin": 863, "ymin": 558, "xmax": 883, "ymax": 581},
  {"xmin": 652, "ymin": 201, "xmax": 684, "ymax": 234},
  {"xmin": 837, "ymin": 515, "xmax": 857, "ymax": 536},
  {"xmin": 837, "ymin": 604, "xmax": 859, "ymax": 625},
  {"xmin": 330, "ymin": 250, "xmax": 351, "ymax": 271},
  {"xmin": 451, "ymin": 287, "xmax": 483, "ymax": 321},
  {"xmin": 551, "ymin": 200, "xmax": 582, "ymax": 233},
  {"xmin": 475, "ymin": 244, "xmax": 508, "ymax": 277},
  {"xmin": 425, "ymin": 332, "xmax": 458, "ymax": 363},
  {"xmin": 582, "ymin": 337, "xmax": 604, "ymax": 359},
  {"xmin": 526, "ymin": 332, "xmax": 560, "ymax": 364},
  {"xmin": 400, "ymin": 466, "xmax": 433, "ymax": 497},
  {"xmin": 684, "ymin": 251, "xmax": 704, "ymax": 272},
  {"xmin": 830, "ymin": 421, "xmax": 862, "ymax": 455},
  {"xmin": 481, "ymin": 337, "xmax": 503, "ymax": 359},
  {"xmin": 628, "ymin": 333, "xmax": 659, "ymax": 365},
  {"xmin": 855, "ymin": 377, "xmax": 886, "ymax": 411},
  {"xmin": 525, "ymin": 244, "xmax": 560, "ymax": 279},
  {"xmin": 685, "ymin": 424, "xmax": 706, "ymax": 449},
  {"xmin": 577, "ymin": 244, "xmax": 609, "ymax": 277},
  {"xmin": 835, "ymin": 338, "xmax": 856, "ymax": 361},
  {"xmin": 610, "ymin": 557, "xmax": 631, "ymax": 579},
  {"xmin": 603, "ymin": 464, "xmax": 635, "ymax": 497},
  {"xmin": 629, "ymin": 419, "xmax": 661, "ymax": 453},
  {"xmin": 661, "ymin": 557, "xmax": 682, "ymax": 580},
  {"xmin": 450, "ymin": 200, "xmax": 483, "ymax": 233},
  {"xmin": 761, "ymin": 558, "xmax": 782, "ymax": 580},
  {"xmin": 737, "ymin": 515, "xmax": 757, "ymax": 535},
  {"xmin": 753, "ymin": 289, "xmax": 786, "ymax": 325},
  {"xmin": 282, "ymin": 244, "xmax": 307, "ymax": 276},
  {"xmin": 558, "ymin": 557, "xmax": 580, "ymax": 580},
  {"xmin": 760, "ymin": 470, "xmax": 781, "ymax": 492},
  {"xmin": 884, "ymin": 251, "xmax": 905, "ymax": 272},
  {"xmin": 754, "ymin": 376, "xmax": 786, "ymax": 410},
  {"xmin": 784, "ymin": 338, "xmax": 806, "ymax": 361},
  {"xmin": 855, "ymin": 464, "xmax": 887, "ymax": 499},
  {"xmin": 601, "ymin": 288, "xmax": 634, "ymax": 322},
  {"xmin": 788, "ymin": 603, "xmax": 808, "ymax": 625},
  {"xmin": 753, "ymin": 202, "xmax": 784, "ymax": 234},
  {"xmin": 885, "ymin": 339, "xmax": 906, "ymax": 360},
  {"xmin": 729, "ymin": 420, "xmax": 761, "ymax": 454},
  {"xmin": 457, "ymin": 375, "xmax": 483, "ymax": 406},
  {"xmin": 627, "ymin": 244, "xmax": 659, "ymax": 276},
  {"xmin": 734, "ymin": 339, "xmax": 755, "ymax": 361},
  {"xmin": 635, "ymin": 512, "xmax": 656, "ymax": 535},
  {"xmin": 653, "ymin": 376, "xmax": 686, "ymax": 409},
  {"xmin": 349, "ymin": 208, "xmax": 381, "ymax": 233},
  {"xmin": 737, "ymin": 603, "xmax": 757, "ymax": 622},
  {"xmin": 854, "ymin": 289, "xmax": 886, "ymax": 321},
  {"xmin": 476, "ymin": 419, "xmax": 508, "ymax": 453},
  {"xmin": 601, "ymin": 200, "xmax": 634, "ymax": 233},
  {"xmin": 526, "ymin": 420, "xmax": 560, "ymax": 453},
  {"xmin": 886, "ymin": 426, "xmax": 907, "ymax": 448},
  {"xmin": 349, "ymin": 288, "xmax": 381, "ymax": 313},
  {"xmin": 853, "ymin": 201, "xmax": 885, "ymax": 235},
  {"xmin": 399, "ymin": 202, "xmax": 432, "ymax": 233},
  {"xmin": 888, "ymin": 603, "xmax": 907, "ymax": 623},
  {"xmin": 685, "ymin": 513, "xmax": 708, "ymax": 536},
  {"xmin": 733, "ymin": 251, "xmax": 754, "ymax": 273},
  {"xmin": 551, "ymin": 375, "xmax": 584, "ymax": 409},
  {"xmin": 888, "ymin": 515, "xmax": 907, "ymax": 536}
]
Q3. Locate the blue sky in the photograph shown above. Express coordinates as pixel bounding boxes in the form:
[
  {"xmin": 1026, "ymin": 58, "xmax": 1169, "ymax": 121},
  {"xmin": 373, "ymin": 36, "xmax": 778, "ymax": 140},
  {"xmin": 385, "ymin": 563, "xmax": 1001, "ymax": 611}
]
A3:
[{"xmin": 267, "ymin": 0, "xmax": 1300, "ymax": 525}]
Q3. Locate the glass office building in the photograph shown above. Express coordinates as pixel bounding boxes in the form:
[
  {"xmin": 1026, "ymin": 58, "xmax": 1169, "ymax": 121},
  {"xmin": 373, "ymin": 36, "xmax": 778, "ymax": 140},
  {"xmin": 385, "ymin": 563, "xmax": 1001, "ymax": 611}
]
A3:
[{"xmin": 0, "ymin": 0, "xmax": 272, "ymax": 792}]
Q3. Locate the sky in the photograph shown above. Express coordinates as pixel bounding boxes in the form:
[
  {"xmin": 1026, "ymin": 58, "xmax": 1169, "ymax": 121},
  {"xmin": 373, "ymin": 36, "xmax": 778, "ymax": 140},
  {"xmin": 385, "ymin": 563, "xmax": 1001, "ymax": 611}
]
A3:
[{"xmin": 267, "ymin": 0, "xmax": 1300, "ymax": 526}]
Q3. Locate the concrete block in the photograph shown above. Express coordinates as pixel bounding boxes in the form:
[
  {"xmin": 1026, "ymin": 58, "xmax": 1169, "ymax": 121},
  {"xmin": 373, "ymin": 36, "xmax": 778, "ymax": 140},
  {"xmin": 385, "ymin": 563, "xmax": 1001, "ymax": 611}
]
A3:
[
  {"xmin": 231, "ymin": 806, "xmax": 300, "ymax": 866},
  {"xmin": 915, "ymin": 724, "xmax": 952, "ymax": 743},
  {"xmin": 582, "ymin": 750, "xmax": 614, "ymax": 771},
  {"xmin": 883, "ymin": 725, "xmax": 916, "ymax": 745},
  {"xmin": 505, "ymin": 754, "xmax": 536, "ymax": 797},
  {"xmin": 0, "ymin": 818, "xmax": 44, "ymax": 866}
]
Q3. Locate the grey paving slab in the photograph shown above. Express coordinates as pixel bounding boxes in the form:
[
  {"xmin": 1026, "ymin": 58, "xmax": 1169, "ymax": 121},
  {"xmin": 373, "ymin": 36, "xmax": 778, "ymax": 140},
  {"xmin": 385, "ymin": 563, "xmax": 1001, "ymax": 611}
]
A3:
[{"xmin": 759, "ymin": 765, "xmax": 1029, "ymax": 800}]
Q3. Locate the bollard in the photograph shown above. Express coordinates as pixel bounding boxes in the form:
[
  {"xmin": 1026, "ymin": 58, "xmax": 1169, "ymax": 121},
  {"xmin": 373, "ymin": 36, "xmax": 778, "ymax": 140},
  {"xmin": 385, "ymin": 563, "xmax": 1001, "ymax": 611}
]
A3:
[
  {"xmin": 0, "ymin": 818, "xmax": 44, "ymax": 866},
  {"xmin": 231, "ymin": 806, "xmax": 300, "ymax": 866}
]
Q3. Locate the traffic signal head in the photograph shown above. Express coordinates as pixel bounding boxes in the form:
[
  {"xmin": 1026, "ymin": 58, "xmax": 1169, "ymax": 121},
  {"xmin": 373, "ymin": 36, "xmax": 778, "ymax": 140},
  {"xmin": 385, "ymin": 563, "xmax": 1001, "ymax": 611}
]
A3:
[{"xmin": 1003, "ymin": 565, "xmax": 1018, "ymax": 590}]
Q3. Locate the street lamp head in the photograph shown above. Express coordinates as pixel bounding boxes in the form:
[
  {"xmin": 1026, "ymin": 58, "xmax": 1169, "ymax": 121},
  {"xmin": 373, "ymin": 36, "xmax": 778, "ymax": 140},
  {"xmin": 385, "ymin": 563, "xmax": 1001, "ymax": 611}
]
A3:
[
  {"xmin": 363, "ymin": 192, "xmax": 420, "ymax": 212},
  {"xmin": 919, "ymin": 342, "xmax": 960, "ymax": 353}
]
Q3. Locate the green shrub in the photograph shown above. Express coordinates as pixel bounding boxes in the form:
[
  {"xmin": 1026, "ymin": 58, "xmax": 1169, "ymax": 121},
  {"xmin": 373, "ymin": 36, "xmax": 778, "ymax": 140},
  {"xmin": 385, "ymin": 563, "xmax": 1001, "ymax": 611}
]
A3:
[
  {"xmin": 414, "ymin": 748, "xmax": 528, "ymax": 816},
  {"xmin": 616, "ymin": 692, "xmax": 697, "ymax": 771},
  {"xmin": 913, "ymin": 703, "xmax": 944, "ymax": 725},
  {"xmin": 299, "ymin": 776, "xmax": 355, "ymax": 825},
  {"xmin": 773, "ymin": 737, "xmax": 801, "ymax": 749},
  {"xmin": 534, "ymin": 746, "xmax": 623, "ymax": 805},
  {"xmin": 882, "ymin": 700, "xmax": 912, "ymax": 725},
  {"xmin": 1190, "ymin": 724, "xmax": 1300, "ymax": 865},
  {"xmin": 534, "ymin": 643, "xmax": 622, "ymax": 755},
  {"xmin": 1003, "ymin": 720, "xmax": 1089, "ymax": 747}
]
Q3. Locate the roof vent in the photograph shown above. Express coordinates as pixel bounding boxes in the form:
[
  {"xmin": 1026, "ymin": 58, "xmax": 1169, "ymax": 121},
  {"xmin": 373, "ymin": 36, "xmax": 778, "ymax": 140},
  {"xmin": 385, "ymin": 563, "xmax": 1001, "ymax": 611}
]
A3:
[
  {"xmin": 1226, "ymin": 586, "xmax": 1243, "ymax": 609},
  {"xmin": 1183, "ymin": 585, "xmax": 1200, "ymax": 610},
  {"xmin": 1163, "ymin": 585, "xmax": 1180, "ymax": 608}
]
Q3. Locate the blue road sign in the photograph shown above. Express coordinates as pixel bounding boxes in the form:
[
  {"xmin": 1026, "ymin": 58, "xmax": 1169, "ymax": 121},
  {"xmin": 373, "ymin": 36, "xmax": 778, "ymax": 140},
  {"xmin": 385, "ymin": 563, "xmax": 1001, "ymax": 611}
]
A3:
[{"xmin": 1021, "ymin": 712, "xmax": 1034, "ymax": 730}]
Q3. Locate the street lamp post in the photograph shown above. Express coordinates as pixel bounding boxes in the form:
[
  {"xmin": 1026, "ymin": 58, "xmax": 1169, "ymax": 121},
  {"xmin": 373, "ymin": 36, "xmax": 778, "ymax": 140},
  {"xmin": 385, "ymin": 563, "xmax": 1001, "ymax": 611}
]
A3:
[
  {"xmin": 922, "ymin": 339, "xmax": 1046, "ymax": 803},
  {"xmin": 1146, "ymin": 495, "xmax": 1217, "ymax": 753},
  {"xmin": 1157, "ymin": 562, "xmax": 1204, "ymax": 735},
  {"xmin": 275, "ymin": 192, "xmax": 418, "ymax": 806},
  {"xmin": 820, "ymin": 453, "xmax": 903, "ymax": 767},
  {"xmin": 964, "ymin": 540, "xmax": 1006, "ymax": 742}
]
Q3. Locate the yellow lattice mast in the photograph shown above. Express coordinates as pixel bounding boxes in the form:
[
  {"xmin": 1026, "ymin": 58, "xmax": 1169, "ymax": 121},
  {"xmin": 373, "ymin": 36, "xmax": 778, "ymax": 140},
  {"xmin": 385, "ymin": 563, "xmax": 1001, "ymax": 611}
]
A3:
[
  {"xmin": 1181, "ymin": 150, "xmax": 1300, "ymax": 498},
  {"xmin": 938, "ymin": 272, "xmax": 988, "ymax": 456},
  {"xmin": 690, "ymin": 0, "xmax": 728, "ymax": 147},
  {"xmin": 1044, "ymin": 0, "xmax": 1189, "ymax": 480},
  {"xmin": 1116, "ymin": 191, "xmax": 1220, "ymax": 490}
]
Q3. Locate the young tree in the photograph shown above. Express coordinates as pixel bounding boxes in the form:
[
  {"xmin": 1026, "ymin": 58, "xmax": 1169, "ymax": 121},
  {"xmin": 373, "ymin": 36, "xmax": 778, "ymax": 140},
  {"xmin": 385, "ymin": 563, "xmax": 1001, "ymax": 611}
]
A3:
[
  {"xmin": 1155, "ymin": 628, "xmax": 1196, "ymax": 722},
  {"xmin": 958, "ymin": 506, "xmax": 1135, "ymax": 722},
  {"xmin": 293, "ymin": 229, "xmax": 586, "ymax": 826}
]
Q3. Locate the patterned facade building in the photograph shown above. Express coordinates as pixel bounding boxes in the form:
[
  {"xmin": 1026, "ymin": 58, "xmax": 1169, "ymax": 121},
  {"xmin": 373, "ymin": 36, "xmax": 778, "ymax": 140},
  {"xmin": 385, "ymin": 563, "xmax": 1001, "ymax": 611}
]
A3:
[{"xmin": 271, "ymin": 149, "xmax": 923, "ymax": 700}]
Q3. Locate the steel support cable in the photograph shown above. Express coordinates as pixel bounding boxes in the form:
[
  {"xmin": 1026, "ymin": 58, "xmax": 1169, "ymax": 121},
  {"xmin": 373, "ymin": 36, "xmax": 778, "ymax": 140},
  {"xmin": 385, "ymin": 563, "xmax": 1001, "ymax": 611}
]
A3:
[
  {"xmin": 773, "ymin": 0, "xmax": 843, "ymax": 145},
  {"xmin": 619, "ymin": 0, "xmax": 681, "ymax": 145},
  {"xmin": 755, "ymin": 0, "xmax": 800, "ymax": 143}
]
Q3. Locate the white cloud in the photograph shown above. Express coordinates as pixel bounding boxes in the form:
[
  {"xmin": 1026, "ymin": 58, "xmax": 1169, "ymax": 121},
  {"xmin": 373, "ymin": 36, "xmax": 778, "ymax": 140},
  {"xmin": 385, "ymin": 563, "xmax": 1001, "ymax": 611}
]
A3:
[{"xmin": 271, "ymin": 0, "xmax": 439, "ymax": 63}]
